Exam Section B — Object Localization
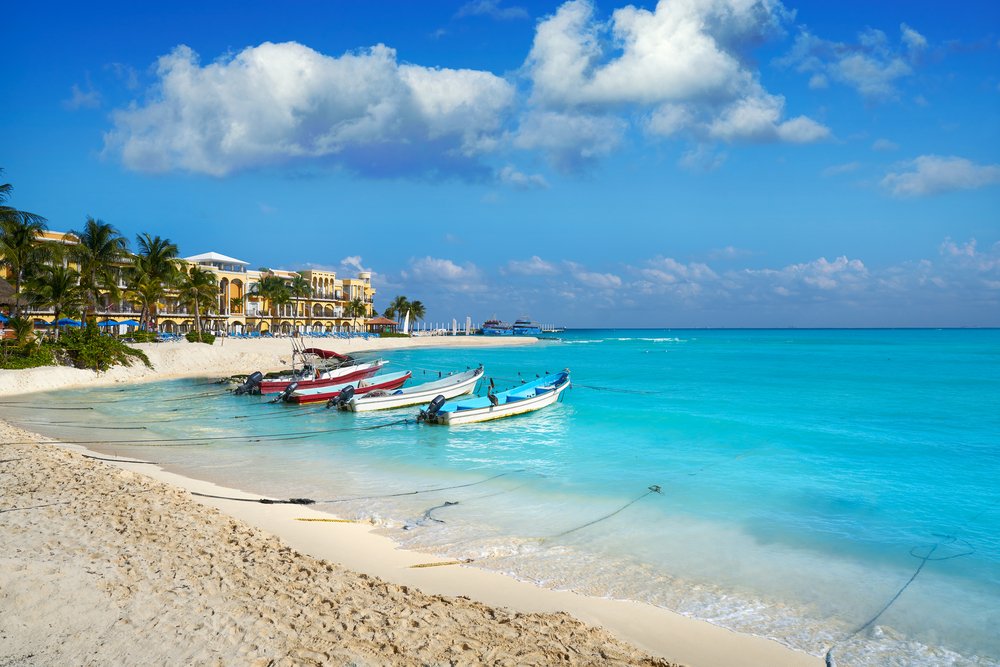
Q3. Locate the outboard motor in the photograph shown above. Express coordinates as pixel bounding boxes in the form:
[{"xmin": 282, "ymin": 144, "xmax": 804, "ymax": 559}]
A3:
[
  {"xmin": 417, "ymin": 394, "xmax": 447, "ymax": 422},
  {"xmin": 234, "ymin": 371, "xmax": 264, "ymax": 395},
  {"xmin": 334, "ymin": 384, "xmax": 356, "ymax": 409},
  {"xmin": 274, "ymin": 381, "xmax": 299, "ymax": 403}
]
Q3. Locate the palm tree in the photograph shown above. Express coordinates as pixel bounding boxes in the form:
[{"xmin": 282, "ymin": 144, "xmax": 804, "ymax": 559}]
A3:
[
  {"xmin": 70, "ymin": 217, "xmax": 129, "ymax": 325},
  {"xmin": 288, "ymin": 274, "xmax": 312, "ymax": 330},
  {"xmin": 408, "ymin": 300, "xmax": 426, "ymax": 323},
  {"xmin": 250, "ymin": 274, "xmax": 290, "ymax": 334},
  {"xmin": 131, "ymin": 233, "xmax": 179, "ymax": 330},
  {"xmin": 383, "ymin": 295, "xmax": 410, "ymax": 321},
  {"xmin": 25, "ymin": 266, "xmax": 85, "ymax": 341},
  {"xmin": 346, "ymin": 297, "xmax": 367, "ymax": 332},
  {"xmin": 0, "ymin": 170, "xmax": 49, "ymax": 317},
  {"xmin": 177, "ymin": 265, "xmax": 217, "ymax": 339}
]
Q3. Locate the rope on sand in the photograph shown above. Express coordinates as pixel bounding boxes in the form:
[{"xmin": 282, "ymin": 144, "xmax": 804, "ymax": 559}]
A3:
[
  {"xmin": 190, "ymin": 492, "xmax": 316, "ymax": 505},
  {"xmin": 83, "ymin": 454, "xmax": 158, "ymax": 465},
  {"xmin": 409, "ymin": 559, "xmax": 473, "ymax": 569}
]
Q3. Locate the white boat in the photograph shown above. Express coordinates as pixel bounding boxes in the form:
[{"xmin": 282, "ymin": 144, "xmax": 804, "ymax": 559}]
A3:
[
  {"xmin": 418, "ymin": 370, "xmax": 570, "ymax": 425},
  {"xmin": 338, "ymin": 366, "xmax": 484, "ymax": 412}
]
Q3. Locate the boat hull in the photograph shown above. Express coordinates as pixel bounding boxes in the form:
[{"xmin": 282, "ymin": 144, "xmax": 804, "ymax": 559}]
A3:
[
  {"xmin": 259, "ymin": 361, "xmax": 384, "ymax": 394},
  {"xmin": 285, "ymin": 371, "xmax": 411, "ymax": 405},
  {"xmin": 341, "ymin": 368, "xmax": 483, "ymax": 412},
  {"xmin": 426, "ymin": 373, "xmax": 570, "ymax": 425}
]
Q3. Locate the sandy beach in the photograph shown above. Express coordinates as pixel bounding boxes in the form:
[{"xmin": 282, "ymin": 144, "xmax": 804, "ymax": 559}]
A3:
[{"xmin": 0, "ymin": 337, "xmax": 821, "ymax": 666}]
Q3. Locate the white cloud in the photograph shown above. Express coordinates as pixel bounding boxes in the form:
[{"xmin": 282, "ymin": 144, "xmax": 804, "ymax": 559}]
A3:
[
  {"xmin": 497, "ymin": 165, "xmax": 549, "ymax": 189},
  {"xmin": 566, "ymin": 261, "xmax": 622, "ymax": 289},
  {"xmin": 63, "ymin": 82, "xmax": 101, "ymax": 110},
  {"xmin": 881, "ymin": 155, "xmax": 1000, "ymax": 197},
  {"xmin": 106, "ymin": 42, "xmax": 514, "ymax": 177},
  {"xmin": 340, "ymin": 255, "xmax": 371, "ymax": 273},
  {"xmin": 526, "ymin": 0, "xmax": 826, "ymax": 146},
  {"xmin": 456, "ymin": 0, "xmax": 529, "ymax": 20},
  {"xmin": 404, "ymin": 256, "xmax": 484, "ymax": 291},
  {"xmin": 513, "ymin": 110, "xmax": 625, "ymax": 171},
  {"xmin": 779, "ymin": 27, "xmax": 918, "ymax": 101},
  {"xmin": 900, "ymin": 23, "xmax": 927, "ymax": 59},
  {"xmin": 678, "ymin": 144, "xmax": 727, "ymax": 172},
  {"xmin": 506, "ymin": 256, "xmax": 559, "ymax": 275}
]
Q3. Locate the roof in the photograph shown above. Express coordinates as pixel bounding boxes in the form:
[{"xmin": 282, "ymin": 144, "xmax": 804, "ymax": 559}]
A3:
[
  {"xmin": 184, "ymin": 251, "xmax": 250, "ymax": 265},
  {"xmin": 366, "ymin": 316, "xmax": 398, "ymax": 325}
]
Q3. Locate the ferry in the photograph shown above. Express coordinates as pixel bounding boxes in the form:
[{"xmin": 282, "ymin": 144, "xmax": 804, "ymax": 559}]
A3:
[
  {"xmin": 480, "ymin": 319, "xmax": 513, "ymax": 336},
  {"xmin": 512, "ymin": 318, "xmax": 542, "ymax": 335}
]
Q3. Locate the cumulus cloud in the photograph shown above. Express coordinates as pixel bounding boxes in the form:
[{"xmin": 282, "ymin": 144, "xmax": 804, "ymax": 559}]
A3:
[
  {"xmin": 506, "ymin": 256, "xmax": 559, "ymax": 275},
  {"xmin": 513, "ymin": 110, "xmax": 625, "ymax": 171},
  {"xmin": 403, "ymin": 256, "xmax": 484, "ymax": 291},
  {"xmin": 105, "ymin": 42, "xmax": 515, "ymax": 177},
  {"xmin": 566, "ymin": 261, "xmax": 622, "ymax": 289},
  {"xmin": 881, "ymin": 155, "xmax": 1000, "ymax": 197},
  {"xmin": 525, "ymin": 0, "xmax": 827, "ymax": 146},
  {"xmin": 779, "ymin": 25, "xmax": 922, "ymax": 101},
  {"xmin": 340, "ymin": 255, "xmax": 371, "ymax": 273}
]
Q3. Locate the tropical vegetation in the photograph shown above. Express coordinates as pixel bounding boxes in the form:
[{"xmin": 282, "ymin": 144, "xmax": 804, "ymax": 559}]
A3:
[{"xmin": 382, "ymin": 295, "xmax": 426, "ymax": 328}]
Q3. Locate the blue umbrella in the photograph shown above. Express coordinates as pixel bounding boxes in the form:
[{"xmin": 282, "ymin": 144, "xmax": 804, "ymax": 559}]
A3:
[
  {"xmin": 53, "ymin": 317, "xmax": 82, "ymax": 327},
  {"xmin": 0, "ymin": 313, "xmax": 8, "ymax": 323},
  {"xmin": 118, "ymin": 319, "xmax": 141, "ymax": 327},
  {"xmin": 97, "ymin": 320, "xmax": 119, "ymax": 327}
]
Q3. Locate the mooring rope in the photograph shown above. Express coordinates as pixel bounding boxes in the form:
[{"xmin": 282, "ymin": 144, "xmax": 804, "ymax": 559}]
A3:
[
  {"xmin": 547, "ymin": 485, "xmax": 663, "ymax": 539},
  {"xmin": 317, "ymin": 472, "xmax": 513, "ymax": 504}
]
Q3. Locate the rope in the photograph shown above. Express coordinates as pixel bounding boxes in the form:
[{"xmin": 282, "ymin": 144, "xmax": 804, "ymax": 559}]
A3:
[
  {"xmin": 823, "ymin": 533, "xmax": 978, "ymax": 666},
  {"xmin": 190, "ymin": 491, "xmax": 316, "ymax": 505},
  {"xmin": 83, "ymin": 454, "xmax": 158, "ymax": 465},
  {"xmin": 0, "ymin": 501, "xmax": 70, "ymax": 514},
  {"xmin": 547, "ymin": 485, "xmax": 663, "ymax": 539},
  {"xmin": 317, "ymin": 472, "xmax": 512, "ymax": 504},
  {"xmin": 0, "ymin": 417, "xmax": 412, "ymax": 448}
]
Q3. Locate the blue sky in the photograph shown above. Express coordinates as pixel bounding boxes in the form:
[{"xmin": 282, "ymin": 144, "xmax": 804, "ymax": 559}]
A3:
[{"xmin": 4, "ymin": 0, "xmax": 999, "ymax": 326}]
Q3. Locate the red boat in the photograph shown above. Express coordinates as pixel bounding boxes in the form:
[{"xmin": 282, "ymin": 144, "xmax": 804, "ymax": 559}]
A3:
[
  {"xmin": 258, "ymin": 359, "xmax": 386, "ymax": 394},
  {"xmin": 284, "ymin": 371, "xmax": 412, "ymax": 405},
  {"xmin": 302, "ymin": 347, "xmax": 350, "ymax": 361}
]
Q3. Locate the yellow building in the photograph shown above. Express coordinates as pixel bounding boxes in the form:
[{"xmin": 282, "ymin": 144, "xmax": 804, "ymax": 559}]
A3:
[{"xmin": 4, "ymin": 235, "xmax": 376, "ymax": 334}]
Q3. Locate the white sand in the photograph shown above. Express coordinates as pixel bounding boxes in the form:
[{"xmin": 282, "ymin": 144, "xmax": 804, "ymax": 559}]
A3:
[{"xmin": 0, "ymin": 337, "xmax": 821, "ymax": 666}]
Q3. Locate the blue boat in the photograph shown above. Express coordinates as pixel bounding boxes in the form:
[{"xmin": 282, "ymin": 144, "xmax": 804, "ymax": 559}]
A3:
[
  {"xmin": 512, "ymin": 318, "xmax": 542, "ymax": 335},
  {"xmin": 480, "ymin": 319, "xmax": 513, "ymax": 336},
  {"xmin": 418, "ymin": 370, "xmax": 571, "ymax": 425}
]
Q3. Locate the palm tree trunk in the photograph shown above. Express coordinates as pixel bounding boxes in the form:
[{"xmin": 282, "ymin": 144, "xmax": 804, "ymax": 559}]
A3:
[{"xmin": 193, "ymin": 295, "xmax": 202, "ymax": 338}]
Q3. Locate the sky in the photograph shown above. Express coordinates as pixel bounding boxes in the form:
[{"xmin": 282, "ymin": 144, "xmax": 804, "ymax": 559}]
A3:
[{"xmin": 3, "ymin": 0, "xmax": 999, "ymax": 327}]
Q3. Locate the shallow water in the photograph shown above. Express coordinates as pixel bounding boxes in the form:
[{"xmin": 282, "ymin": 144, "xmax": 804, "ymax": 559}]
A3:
[{"xmin": 5, "ymin": 329, "xmax": 999, "ymax": 665}]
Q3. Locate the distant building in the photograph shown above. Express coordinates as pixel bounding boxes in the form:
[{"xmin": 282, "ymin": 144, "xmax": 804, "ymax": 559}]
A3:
[{"xmin": 2, "ymin": 232, "xmax": 376, "ymax": 334}]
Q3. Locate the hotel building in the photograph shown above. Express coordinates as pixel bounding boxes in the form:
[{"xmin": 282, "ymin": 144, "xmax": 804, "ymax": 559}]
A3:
[{"xmin": 3, "ymin": 232, "xmax": 376, "ymax": 334}]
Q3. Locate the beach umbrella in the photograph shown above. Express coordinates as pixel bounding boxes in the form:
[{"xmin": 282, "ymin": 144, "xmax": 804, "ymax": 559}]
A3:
[
  {"xmin": 118, "ymin": 319, "xmax": 141, "ymax": 327},
  {"xmin": 0, "ymin": 312, "xmax": 8, "ymax": 323},
  {"xmin": 97, "ymin": 319, "xmax": 119, "ymax": 327},
  {"xmin": 53, "ymin": 317, "xmax": 82, "ymax": 327}
]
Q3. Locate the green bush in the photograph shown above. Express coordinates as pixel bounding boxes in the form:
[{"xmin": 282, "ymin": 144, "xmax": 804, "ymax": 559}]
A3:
[
  {"xmin": 378, "ymin": 332, "xmax": 411, "ymax": 338},
  {"xmin": 128, "ymin": 331, "xmax": 159, "ymax": 343},
  {"xmin": 0, "ymin": 342, "xmax": 55, "ymax": 369},
  {"xmin": 59, "ymin": 325, "xmax": 152, "ymax": 371},
  {"xmin": 185, "ymin": 331, "xmax": 215, "ymax": 344}
]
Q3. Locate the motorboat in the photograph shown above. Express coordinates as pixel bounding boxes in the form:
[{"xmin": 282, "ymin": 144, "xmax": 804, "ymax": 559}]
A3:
[
  {"xmin": 417, "ymin": 370, "xmax": 570, "ymax": 425},
  {"xmin": 337, "ymin": 366, "xmax": 484, "ymax": 412}
]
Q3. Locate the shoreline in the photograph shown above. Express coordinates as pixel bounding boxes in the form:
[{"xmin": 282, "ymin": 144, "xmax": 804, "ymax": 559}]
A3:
[{"xmin": 0, "ymin": 337, "xmax": 821, "ymax": 666}]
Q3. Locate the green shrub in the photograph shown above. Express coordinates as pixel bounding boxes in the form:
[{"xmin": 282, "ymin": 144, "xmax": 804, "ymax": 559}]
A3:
[
  {"xmin": 58, "ymin": 325, "xmax": 152, "ymax": 371},
  {"xmin": 185, "ymin": 331, "xmax": 215, "ymax": 344},
  {"xmin": 378, "ymin": 332, "xmax": 411, "ymax": 338},
  {"xmin": 128, "ymin": 331, "xmax": 159, "ymax": 343},
  {"xmin": 0, "ymin": 342, "xmax": 55, "ymax": 369}
]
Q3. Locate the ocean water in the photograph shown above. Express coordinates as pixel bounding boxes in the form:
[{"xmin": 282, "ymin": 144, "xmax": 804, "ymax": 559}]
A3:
[{"xmin": 4, "ymin": 329, "xmax": 999, "ymax": 665}]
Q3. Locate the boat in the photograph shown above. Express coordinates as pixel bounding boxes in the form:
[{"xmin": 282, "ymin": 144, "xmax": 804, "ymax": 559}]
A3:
[
  {"xmin": 417, "ymin": 370, "xmax": 570, "ymax": 425},
  {"xmin": 512, "ymin": 318, "xmax": 542, "ymax": 335},
  {"xmin": 282, "ymin": 370, "xmax": 412, "ymax": 405},
  {"xmin": 481, "ymin": 319, "xmax": 513, "ymax": 336},
  {"xmin": 257, "ymin": 359, "xmax": 386, "ymax": 394},
  {"xmin": 301, "ymin": 347, "xmax": 351, "ymax": 361},
  {"xmin": 338, "ymin": 366, "xmax": 484, "ymax": 412}
]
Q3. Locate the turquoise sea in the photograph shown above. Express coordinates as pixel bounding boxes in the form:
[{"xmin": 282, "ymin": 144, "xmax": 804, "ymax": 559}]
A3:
[{"xmin": 4, "ymin": 329, "xmax": 999, "ymax": 665}]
